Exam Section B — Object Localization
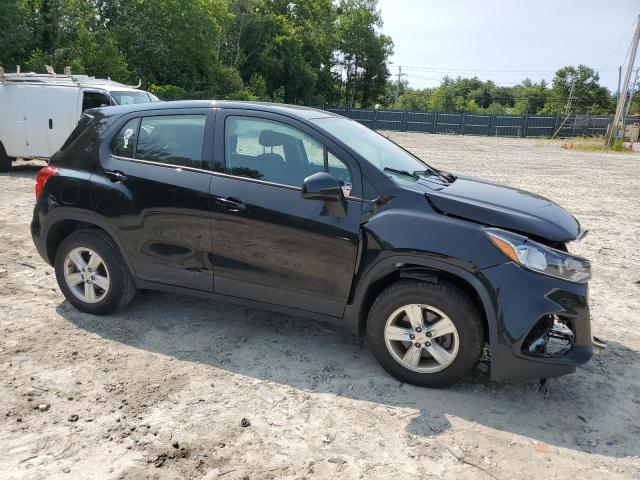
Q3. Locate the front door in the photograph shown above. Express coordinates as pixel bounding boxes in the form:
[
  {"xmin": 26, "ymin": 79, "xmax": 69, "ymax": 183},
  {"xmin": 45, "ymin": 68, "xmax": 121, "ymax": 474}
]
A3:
[
  {"xmin": 92, "ymin": 108, "xmax": 216, "ymax": 292},
  {"xmin": 209, "ymin": 110, "xmax": 362, "ymax": 317}
]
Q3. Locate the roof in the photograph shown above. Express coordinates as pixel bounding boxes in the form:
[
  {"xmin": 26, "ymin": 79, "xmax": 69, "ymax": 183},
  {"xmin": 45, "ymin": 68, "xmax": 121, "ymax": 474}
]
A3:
[{"xmin": 99, "ymin": 100, "xmax": 340, "ymax": 120}]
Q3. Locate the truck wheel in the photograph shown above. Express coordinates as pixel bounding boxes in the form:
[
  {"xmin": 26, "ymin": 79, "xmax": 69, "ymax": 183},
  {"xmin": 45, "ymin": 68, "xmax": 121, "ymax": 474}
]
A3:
[
  {"xmin": 366, "ymin": 280, "xmax": 483, "ymax": 388},
  {"xmin": 54, "ymin": 229, "xmax": 136, "ymax": 315},
  {"xmin": 0, "ymin": 143, "xmax": 12, "ymax": 172}
]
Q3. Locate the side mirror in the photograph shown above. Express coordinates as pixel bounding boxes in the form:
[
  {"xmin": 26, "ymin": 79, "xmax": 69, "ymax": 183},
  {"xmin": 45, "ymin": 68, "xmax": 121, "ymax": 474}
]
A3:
[{"xmin": 301, "ymin": 172, "xmax": 344, "ymax": 202}]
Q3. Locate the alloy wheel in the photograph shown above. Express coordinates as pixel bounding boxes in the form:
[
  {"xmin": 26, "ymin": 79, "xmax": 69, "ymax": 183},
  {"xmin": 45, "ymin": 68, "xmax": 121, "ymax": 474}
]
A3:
[
  {"xmin": 383, "ymin": 304, "xmax": 460, "ymax": 373},
  {"xmin": 63, "ymin": 247, "xmax": 110, "ymax": 304}
]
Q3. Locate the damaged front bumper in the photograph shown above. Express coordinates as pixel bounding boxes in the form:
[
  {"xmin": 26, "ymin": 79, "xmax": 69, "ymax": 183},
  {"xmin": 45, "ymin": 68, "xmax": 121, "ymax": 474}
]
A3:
[{"xmin": 479, "ymin": 262, "xmax": 594, "ymax": 381}]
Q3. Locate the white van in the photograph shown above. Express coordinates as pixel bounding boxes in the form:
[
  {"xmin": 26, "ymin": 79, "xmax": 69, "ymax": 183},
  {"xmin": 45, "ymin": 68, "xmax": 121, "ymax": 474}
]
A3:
[{"xmin": 0, "ymin": 72, "xmax": 159, "ymax": 171}]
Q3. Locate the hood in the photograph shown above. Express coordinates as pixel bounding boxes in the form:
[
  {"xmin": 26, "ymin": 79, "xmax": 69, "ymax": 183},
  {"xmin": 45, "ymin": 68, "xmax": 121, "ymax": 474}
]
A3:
[{"xmin": 423, "ymin": 175, "xmax": 581, "ymax": 242}]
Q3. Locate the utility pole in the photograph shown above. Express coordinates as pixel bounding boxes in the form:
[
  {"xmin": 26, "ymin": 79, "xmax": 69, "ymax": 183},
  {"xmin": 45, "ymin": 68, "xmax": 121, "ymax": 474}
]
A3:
[
  {"xmin": 565, "ymin": 76, "xmax": 576, "ymax": 116},
  {"xmin": 618, "ymin": 65, "xmax": 622, "ymax": 100},
  {"xmin": 394, "ymin": 65, "xmax": 407, "ymax": 104},
  {"xmin": 608, "ymin": 15, "xmax": 640, "ymax": 146},
  {"xmin": 624, "ymin": 68, "xmax": 639, "ymax": 118}
]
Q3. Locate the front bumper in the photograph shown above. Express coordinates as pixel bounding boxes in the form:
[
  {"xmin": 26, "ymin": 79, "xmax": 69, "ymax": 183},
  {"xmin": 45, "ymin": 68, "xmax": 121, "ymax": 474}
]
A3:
[{"xmin": 479, "ymin": 262, "xmax": 593, "ymax": 381}]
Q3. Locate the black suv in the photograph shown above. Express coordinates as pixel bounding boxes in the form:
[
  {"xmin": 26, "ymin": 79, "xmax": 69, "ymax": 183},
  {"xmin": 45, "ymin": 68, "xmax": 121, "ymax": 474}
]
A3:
[{"xmin": 31, "ymin": 101, "xmax": 594, "ymax": 387}]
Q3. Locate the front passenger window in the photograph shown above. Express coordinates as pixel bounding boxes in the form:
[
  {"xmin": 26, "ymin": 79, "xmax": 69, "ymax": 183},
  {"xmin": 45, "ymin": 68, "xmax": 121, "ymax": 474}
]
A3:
[{"xmin": 225, "ymin": 116, "xmax": 351, "ymax": 188}]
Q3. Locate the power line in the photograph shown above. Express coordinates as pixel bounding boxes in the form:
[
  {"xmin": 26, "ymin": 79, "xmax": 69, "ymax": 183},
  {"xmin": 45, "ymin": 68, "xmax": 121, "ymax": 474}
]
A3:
[
  {"xmin": 397, "ymin": 65, "xmax": 620, "ymax": 74},
  {"xmin": 600, "ymin": 17, "xmax": 638, "ymax": 70}
]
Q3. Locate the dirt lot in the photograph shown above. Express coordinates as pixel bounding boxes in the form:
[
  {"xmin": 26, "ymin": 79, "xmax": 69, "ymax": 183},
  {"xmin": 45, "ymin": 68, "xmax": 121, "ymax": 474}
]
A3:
[{"xmin": 1, "ymin": 134, "xmax": 639, "ymax": 480}]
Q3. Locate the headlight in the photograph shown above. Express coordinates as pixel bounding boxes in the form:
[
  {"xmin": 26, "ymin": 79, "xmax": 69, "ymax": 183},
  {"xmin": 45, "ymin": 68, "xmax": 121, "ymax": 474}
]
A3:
[{"xmin": 485, "ymin": 228, "xmax": 591, "ymax": 283}]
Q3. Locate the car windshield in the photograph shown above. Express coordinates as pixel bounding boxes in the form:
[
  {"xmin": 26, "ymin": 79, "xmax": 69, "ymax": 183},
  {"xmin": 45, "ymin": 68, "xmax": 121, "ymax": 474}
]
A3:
[
  {"xmin": 312, "ymin": 117, "xmax": 438, "ymax": 179},
  {"xmin": 110, "ymin": 91, "xmax": 153, "ymax": 105}
]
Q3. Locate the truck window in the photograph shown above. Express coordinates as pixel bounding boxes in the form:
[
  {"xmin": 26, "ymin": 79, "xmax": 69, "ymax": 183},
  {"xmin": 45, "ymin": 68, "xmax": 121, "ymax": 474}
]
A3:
[
  {"xmin": 82, "ymin": 91, "xmax": 112, "ymax": 111},
  {"xmin": 110, "ymin": 91, "xmax": 154, "ymax": 105}
]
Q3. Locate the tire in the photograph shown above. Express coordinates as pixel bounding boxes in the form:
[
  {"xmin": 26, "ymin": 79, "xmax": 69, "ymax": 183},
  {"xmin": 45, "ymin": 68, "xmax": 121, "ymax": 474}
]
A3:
[
  {"xmin": 366, "ymin": 280, "xmax": 483, "ymax": 388},
  {"xmin": 0, "ymin": 143, "xmax": 12, "ymax": 173},
  {"xmin": 54, "ymin": 229, "xmax": 136, "ymax": 315}
]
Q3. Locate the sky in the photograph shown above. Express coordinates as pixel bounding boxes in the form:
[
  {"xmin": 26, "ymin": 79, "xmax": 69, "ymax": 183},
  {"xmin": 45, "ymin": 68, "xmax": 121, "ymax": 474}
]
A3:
[{"xmin": 376, "ymin": 0, "xmax": 640, "ymax": 92}]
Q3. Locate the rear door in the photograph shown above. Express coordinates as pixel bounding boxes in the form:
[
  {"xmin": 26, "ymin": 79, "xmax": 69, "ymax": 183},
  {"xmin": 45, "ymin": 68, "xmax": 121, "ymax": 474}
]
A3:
[
  {"xmin": 91, "ymin": 107, "xmax": 216, "ymax": 291},
  {"xmin": 0, "ymin": 84, "xmax": 26, "ymax": 157},
  {"xmin": 24, "ymin": 85, "xmax": 79, "ymax": 157}
]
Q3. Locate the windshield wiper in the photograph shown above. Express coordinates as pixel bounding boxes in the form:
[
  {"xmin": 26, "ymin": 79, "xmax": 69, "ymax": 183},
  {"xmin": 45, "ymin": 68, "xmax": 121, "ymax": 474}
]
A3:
[
  {"xmin": 383, "ymin": 167, "xmax": 419, "ymax": 179},
  {"xmin": 415, "ymin": 168, "xmax": 456, "ymax": 183},
  {"xmin": 384, "ymin": 167, "xmax": 456, "ymax": 184}
]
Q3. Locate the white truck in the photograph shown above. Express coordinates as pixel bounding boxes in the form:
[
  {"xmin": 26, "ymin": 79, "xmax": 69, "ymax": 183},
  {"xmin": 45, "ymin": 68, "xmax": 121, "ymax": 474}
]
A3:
[{"xmin": 0, "ymin": 70, "xmax": 159, "ymax": 171}]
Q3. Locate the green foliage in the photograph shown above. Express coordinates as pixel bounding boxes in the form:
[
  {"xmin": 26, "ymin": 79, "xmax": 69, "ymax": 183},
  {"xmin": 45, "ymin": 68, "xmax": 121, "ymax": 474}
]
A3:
[
  {"xmin": 337, "ymin": 0, "xmax": 393, "ymax": 107},
  {"xmin": 0, "ymin": 2, "xmax": 618, "ymax": 114},
  {"xmin": 561, "ymin": 137, "xmax": 630, "ymax": 153},
  {"xmin": 226, "ymin": 89, "xmax": 258, "ymax": 101},
  {"xmin": 611, "ymin": 138, "xmax": 626, "ymax": 152},
  {"xmin": 272, "ymin": 86, "xmax": 286, "ymax": 103},
  {"xmin": 1, "ymin": 0, "xmax": 393, "ymax": 106},
  {"xmin": 395, "ymin": 90, "xmax": 430, "ymax": 111},
  {"xmin": 385, "ymin": 68, "xmax": 613, "ymax": 116},
  {"xmin": 0, "ymin": 0, "xmax": 32, "ymax": 68},
  {"xmin": 541, "ymin": 65, "xmax": 610, "ymax": 115},
  {"xmin": 248, "ymin": 74, "xmax": 268, "ymax": 100},
  {"xmin": 150, "ymin": 84, "xmax": 187, "ymax": 100}
]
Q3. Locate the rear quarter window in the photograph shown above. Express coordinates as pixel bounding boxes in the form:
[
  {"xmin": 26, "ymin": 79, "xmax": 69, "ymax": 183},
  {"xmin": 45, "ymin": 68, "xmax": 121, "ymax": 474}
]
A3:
[{"xmin": 111, "ymin": 118, "xmax": 139, "ymax": 158}]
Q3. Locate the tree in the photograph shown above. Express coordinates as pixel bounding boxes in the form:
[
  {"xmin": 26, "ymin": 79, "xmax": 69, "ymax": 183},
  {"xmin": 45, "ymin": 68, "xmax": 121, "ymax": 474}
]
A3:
[
  {"xmin": 542, "ymin": 65, "xmax": 611, "ymax": 115},
  {"xmin": 394, "ymin": 90, "xmax": 430, "ymax": 111},
  {"xmin": 511, "ymin": 79, "xmax": 548, "ymax": 114},
  {"xmin": 336, "ymin": 0, "xmax": 393, "ymax": 108},
  {"xmin": 0, "ymin": 1, "xmax": 32, "ymax": 69}
]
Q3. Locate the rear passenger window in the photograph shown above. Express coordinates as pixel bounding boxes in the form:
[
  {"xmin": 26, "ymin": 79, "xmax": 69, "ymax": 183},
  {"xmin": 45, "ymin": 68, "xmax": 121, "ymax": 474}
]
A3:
[
  {"xmin": 136, "ymin": 115, "xmax": 206, "ymax": 168},
  {"xmin": 112, "ymin": 118, "xmax": 139, "ymax": 158}
]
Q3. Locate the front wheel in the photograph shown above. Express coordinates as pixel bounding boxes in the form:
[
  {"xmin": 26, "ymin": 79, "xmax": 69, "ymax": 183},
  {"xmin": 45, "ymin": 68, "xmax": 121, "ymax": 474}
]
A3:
[
  {"xmin": 54, "ymin": 229, "xmax": 136, "ymax": 315},
  {"xmin": 366, "ymin": 280, "xmax": 484, "ymax": 387}
]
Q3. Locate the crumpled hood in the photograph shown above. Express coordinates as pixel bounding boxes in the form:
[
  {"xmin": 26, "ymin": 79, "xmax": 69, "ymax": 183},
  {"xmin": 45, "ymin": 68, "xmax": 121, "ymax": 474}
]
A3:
[{"xmin": 424, "ymin": 175, "xmax": 581, "ymax": 242}]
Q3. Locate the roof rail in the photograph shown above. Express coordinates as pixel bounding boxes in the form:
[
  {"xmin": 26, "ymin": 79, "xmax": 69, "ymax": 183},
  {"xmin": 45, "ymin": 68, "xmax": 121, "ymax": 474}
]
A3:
[
  {"xmin": 0, "ymin": 68, "xmax": 142, "ymax": 90},
  {"xmin": 0, "ymin": 70, "xmax": 130, "ymax": 88}
]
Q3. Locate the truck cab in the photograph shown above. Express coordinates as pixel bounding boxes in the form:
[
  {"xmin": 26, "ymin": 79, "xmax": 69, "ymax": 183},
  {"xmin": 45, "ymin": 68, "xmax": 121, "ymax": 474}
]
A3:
[{"xmin": 0, "ymin": 72, "xmax": 158, "ymax": 171}]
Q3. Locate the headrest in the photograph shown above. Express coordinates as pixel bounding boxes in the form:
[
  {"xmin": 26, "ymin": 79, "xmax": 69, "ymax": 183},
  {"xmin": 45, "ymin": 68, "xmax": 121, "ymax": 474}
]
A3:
[{"xmin": 259, "ymin": 129, "xmax": 290, "ymax": 147}]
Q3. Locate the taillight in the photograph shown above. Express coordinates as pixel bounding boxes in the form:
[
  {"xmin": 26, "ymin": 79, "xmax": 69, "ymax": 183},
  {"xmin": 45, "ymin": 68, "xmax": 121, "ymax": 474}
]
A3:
[{"xmin": 35, "ymin": 166, "xmax": 58, "ymax": 200}]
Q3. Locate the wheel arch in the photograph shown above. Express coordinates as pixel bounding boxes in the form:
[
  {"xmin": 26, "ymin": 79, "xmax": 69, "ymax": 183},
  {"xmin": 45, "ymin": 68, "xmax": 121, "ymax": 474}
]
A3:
[
  {"xmin": 43, "ymin": 210, "xmax": 135, "ymax": 278},
  {"xmin": 347, "ymin": 256, "xmax": 498, "ymax": 348}
]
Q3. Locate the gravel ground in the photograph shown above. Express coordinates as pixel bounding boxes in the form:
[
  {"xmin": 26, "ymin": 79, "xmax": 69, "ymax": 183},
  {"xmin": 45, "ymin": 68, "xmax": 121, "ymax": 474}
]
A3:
[{"xmin": 1, "ymin": 134, "xmax": 639, "ymax": 480}]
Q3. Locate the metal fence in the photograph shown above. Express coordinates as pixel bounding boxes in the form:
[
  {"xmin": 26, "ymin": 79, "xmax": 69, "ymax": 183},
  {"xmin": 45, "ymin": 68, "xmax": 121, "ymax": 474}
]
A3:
[{"xmin": 324, "ymin": 108, "xmax": 640, "ymax": 138}]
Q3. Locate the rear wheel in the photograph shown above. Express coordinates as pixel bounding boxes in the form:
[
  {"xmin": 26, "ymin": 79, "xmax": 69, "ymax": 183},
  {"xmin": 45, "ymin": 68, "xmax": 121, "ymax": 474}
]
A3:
[
  {"xmin": 54, "ymin": 229, "xmax": 136, "ymax": 314},
  {"xmin": 366, "ymin": 280, "xmax": 483, "ymax": 387},
  {"xmin": 0, "ymin": 143, "xmax": 12, "ymax": 172}
]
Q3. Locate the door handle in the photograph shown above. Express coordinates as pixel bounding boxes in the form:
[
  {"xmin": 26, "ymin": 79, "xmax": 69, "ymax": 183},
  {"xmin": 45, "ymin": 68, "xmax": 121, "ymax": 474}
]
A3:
[
  {"xmin": 216, "ymin": 197, "xmax": 246, "ymax": 212},
  {"xmin": 105, "ymin": 170, "xmax": 128, "ymax": 183},
  {"xmin": 49, "ymin": 119, "xmax": 53, "ymax": 129}
]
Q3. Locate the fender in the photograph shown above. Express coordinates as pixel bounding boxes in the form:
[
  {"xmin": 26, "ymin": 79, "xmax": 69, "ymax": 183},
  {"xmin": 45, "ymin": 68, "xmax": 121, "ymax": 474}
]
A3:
[
  {"xmin": 39, "ymin": 208, "xmax": 138, "ymax": 282},
  {"xmin": 343, "ymin": 254, "xmax": 500, "ymax": 351}
]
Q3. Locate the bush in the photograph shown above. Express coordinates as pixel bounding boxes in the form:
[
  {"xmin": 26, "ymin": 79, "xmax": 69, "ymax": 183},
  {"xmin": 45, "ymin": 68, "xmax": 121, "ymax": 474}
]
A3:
[
  {"xmin": 611, "ymin": 138, "xmax": 626, "ymax": 152},
  {"xmin": 150, "ymin": 84, "xmax": 187, "ymax": 100}
]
